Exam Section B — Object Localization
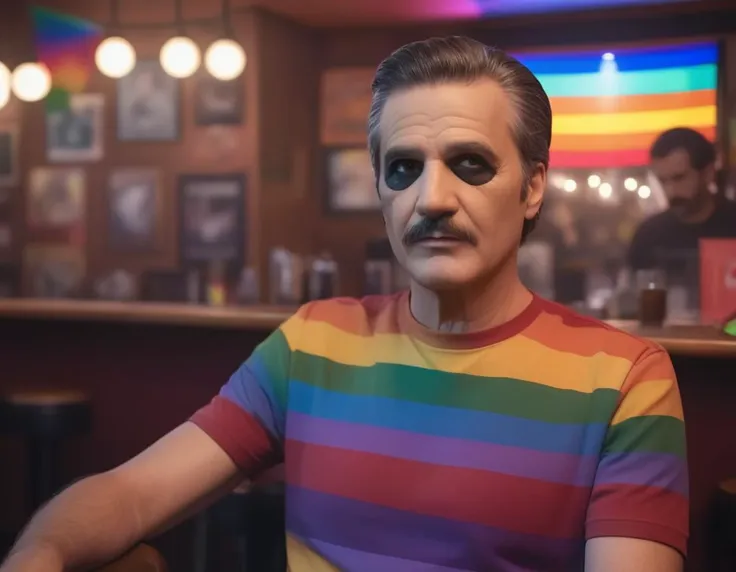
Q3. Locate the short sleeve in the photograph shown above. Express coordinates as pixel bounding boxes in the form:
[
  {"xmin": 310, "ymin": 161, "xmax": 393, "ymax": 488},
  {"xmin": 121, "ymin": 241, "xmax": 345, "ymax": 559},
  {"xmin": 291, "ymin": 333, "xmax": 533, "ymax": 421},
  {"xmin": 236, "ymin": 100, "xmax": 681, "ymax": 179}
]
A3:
[
  {"xmin": 586, "ymin": 348, "xmax": 689, "ymax": 556},
  {"xmin": 190, "ymin": 311, "xmax": 301, "ymax": 477}
]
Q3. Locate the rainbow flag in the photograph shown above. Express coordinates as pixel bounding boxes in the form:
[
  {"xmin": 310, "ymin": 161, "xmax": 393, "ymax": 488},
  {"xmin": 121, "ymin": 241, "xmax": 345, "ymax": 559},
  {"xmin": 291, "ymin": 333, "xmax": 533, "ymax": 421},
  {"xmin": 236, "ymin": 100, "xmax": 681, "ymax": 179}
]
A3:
[
  {"xmin": 31, "ymin": 6, "xmax": 102, "ymax": 109},
  {"xmin": 514, "ymin": 42, "xmax": 719, "ymax": 169}
]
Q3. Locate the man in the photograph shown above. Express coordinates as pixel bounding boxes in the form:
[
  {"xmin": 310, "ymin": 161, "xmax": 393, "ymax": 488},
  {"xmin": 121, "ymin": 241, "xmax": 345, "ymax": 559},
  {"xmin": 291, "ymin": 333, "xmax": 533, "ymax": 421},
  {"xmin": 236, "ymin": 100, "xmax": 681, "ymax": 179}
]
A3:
[
  {"xmin": 628, "ymin": 127, "xmax": 736, "ymax": 271},
  {"xmin": 2, "ymin": 37, "xmax": 687, "ymax": 572}
]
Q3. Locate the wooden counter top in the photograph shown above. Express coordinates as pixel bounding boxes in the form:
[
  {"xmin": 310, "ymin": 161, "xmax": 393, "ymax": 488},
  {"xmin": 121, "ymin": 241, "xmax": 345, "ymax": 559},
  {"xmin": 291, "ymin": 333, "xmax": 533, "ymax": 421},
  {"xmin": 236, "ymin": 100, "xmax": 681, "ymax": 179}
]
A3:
[
  {"xmin": 607, "ymin": 321, "xmax": 736, "ymax": 358},
  {"xmin": 0, "ymin": 298, "xmax": 292, "ymax": 330},
  {"xmin": 0, "ymin": 299, "xmax": 734, "ymax": 357}
]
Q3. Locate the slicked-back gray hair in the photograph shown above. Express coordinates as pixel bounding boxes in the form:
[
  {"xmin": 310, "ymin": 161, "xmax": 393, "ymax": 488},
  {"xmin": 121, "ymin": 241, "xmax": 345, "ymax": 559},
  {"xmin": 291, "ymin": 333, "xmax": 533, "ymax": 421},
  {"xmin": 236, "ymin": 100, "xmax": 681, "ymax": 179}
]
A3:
[{"xmin": 367, "ymin": 36, "xmax": 552, "ymax": 241}]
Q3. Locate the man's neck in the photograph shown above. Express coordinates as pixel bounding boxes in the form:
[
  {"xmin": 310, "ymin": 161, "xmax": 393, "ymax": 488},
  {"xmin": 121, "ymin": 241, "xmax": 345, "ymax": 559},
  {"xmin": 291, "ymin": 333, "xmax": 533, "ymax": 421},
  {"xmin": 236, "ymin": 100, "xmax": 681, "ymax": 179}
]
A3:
[
  {"xmin": 675, "ymin": 195, "xmax": 716, "ymax": 224},
  {"xmin": 409, "ymin": 263, "xmax": 533, "ymax": 334}
]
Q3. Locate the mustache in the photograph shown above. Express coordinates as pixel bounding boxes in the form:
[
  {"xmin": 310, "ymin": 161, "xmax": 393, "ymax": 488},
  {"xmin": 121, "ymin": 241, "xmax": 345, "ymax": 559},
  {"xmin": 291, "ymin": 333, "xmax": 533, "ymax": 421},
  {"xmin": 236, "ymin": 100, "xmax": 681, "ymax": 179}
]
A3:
[{"xmin": 402, "ymin": 217, "xmax": 477, "ymax": 246}]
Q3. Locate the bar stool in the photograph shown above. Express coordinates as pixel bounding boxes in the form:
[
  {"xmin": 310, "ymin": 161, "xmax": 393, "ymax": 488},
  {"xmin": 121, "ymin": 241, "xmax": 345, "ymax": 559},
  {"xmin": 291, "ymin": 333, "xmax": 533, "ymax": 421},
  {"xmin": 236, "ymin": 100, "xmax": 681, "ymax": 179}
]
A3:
[{"xmin": 0, "ymin": 390, "xmax": 91, "ymax": 513}]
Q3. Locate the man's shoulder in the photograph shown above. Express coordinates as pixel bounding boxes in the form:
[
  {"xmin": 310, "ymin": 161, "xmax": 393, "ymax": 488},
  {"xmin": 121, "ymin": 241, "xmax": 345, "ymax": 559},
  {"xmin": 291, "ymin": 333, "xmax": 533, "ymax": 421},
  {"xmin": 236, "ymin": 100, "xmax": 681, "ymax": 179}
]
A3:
[
  {"xmin": 716, "ymin": 199, "xmax": 736, "ymax": 223},
  {"xmin": 634, "ymin": 210, "xmax": 675, "ymax": 237},
  {"xmin": 532, "ymin": 296, "xmax": 665, "ymax": 363},
  {"xmin": 282, "ymin": 293, "xmax": 404, "ymax": 340}
]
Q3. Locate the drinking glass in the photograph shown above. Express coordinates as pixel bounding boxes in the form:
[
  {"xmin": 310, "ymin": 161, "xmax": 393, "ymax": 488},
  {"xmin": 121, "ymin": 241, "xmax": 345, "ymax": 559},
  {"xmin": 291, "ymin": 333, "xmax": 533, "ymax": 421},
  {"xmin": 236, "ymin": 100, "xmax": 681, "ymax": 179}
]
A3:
[{"xmin": 636, "ymin": 269, "xmax": 667, "ymax": 327}]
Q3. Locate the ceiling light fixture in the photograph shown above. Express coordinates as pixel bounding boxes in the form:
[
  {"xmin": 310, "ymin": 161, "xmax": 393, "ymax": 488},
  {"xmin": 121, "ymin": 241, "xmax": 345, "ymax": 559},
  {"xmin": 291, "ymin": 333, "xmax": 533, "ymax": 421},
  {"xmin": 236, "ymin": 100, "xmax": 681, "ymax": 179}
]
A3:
[
  {"xmin": 95, "ymin": 0, "xmax": 137, "ymax": 79},
  {"xmin": 11, "ymin": 62, "xmax": 52, "ymax": 102},
  {"xmin": 204, "ymin": 0, "xmax": 246, "ymax": 81},
  {"xmin": 0, "ymin": 62, "xmax": 11, "ymax": 110},
  {"xmin": 205, "ymin": 38, "xmax": 246, "ymax": 81},
  {"xmin": 160, "ymin": 0, "xmax": 200, "ymax": 78}
]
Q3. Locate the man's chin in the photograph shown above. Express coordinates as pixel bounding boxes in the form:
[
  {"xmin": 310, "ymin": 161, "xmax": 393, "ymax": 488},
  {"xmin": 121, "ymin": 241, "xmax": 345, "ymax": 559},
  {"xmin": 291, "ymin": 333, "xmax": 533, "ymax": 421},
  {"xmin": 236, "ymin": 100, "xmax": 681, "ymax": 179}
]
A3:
[{"xmin": 406, "ymin": 260, "xmax": 478, "ymax": 291}]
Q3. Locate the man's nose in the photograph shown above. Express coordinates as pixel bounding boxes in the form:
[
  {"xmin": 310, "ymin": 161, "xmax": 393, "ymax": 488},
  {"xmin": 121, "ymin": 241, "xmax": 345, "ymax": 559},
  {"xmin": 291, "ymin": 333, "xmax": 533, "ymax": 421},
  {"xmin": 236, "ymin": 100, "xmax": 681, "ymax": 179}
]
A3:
[{"xmin": 415, "ymin": 162, "xmax": 459, "ymax": 219}]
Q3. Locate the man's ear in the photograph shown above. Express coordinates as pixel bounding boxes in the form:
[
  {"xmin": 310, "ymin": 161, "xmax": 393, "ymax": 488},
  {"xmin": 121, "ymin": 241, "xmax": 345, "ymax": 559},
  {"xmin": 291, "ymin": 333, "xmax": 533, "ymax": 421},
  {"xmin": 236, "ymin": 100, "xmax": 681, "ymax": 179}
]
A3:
[
  {"xmin": 524, "ymin": 162, "xmax": 546, "ymax": 220},
  {"xmin": 702, "ymin": 162, "xmax": 716, "ymax": 190}
]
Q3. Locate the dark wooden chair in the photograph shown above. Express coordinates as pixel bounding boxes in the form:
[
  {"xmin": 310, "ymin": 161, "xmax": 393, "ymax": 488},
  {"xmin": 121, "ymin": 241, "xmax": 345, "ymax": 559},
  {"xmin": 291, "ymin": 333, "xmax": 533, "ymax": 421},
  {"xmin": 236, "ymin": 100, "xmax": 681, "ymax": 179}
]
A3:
[
  {"xmin": 96, "ymin": 544, "xmax": 167, "ymax": 572},
  {"xmin": 193, "ymin": 480, "xmax": 286, "ymax": 572}
]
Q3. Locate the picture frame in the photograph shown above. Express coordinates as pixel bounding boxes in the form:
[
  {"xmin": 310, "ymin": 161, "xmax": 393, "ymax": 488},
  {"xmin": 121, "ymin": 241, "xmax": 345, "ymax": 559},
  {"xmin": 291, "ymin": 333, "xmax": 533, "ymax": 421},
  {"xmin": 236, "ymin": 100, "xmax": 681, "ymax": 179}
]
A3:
[
  {"xmin": 46, "ymin": 93, "xmax": 104, "ymax": 162},
  {"xmin": 320, "ymin": 68, "xmax": 373, "ymax": 145},
  {"xmin": 117, "ymin": 60, "xmax": 180, "ymax": 141},
  {"xmin": 324, "ymin": 147, "xmax": 380, "ymax": 213},
  {"xmin": 178, "ymin": 174, "xmax": 246, "ymax": 265},
  {"xmin": 194, "ymin": 76, "xmax": 244, "ymax": 125},
  {"xmin": 107, "ymin": 168, "xmax": 162, "ymax": 252},
  {"xmin": 0, "ymin": 125, "xmax": 19, "ymax": 187},
  {"xmin": 26, "ymin": 167, "xmax": 86, "ymax": 245}
]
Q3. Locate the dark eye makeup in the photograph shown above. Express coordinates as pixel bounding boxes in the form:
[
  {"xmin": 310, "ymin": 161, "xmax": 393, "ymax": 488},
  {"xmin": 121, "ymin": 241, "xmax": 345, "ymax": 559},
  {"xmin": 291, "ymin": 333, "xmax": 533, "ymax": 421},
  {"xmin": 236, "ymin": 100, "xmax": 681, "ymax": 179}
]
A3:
[
  {"xmin": 383, "ymin": 146, "xmax": 498, "ymax": 191},
  {"xmin": 449, "ymin": 154, "xmax": 496, "ymax": 186},
  {"xmin": 385, "ymin": 158, "xmax": 423, "ymax": 191}
]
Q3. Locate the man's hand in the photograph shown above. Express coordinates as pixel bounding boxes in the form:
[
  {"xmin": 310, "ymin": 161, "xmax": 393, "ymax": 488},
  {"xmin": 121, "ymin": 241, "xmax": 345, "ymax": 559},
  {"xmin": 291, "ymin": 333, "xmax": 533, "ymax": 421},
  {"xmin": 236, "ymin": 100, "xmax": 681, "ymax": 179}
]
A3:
[{"xmin": 1, "ymin": 542, "xmax": 63, "ymax": 572}]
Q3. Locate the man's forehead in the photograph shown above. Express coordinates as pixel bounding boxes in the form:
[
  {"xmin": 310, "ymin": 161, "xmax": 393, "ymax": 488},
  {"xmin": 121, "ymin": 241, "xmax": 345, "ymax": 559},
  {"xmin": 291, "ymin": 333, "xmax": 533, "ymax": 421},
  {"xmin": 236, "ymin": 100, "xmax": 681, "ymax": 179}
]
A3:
[
  {"xmin": 378, "ymin": 79, "xmax": 515, "ymax": 151},
  {"xmin": 652, "ymin": 148, "xmax": 694, "ymax": 173}
]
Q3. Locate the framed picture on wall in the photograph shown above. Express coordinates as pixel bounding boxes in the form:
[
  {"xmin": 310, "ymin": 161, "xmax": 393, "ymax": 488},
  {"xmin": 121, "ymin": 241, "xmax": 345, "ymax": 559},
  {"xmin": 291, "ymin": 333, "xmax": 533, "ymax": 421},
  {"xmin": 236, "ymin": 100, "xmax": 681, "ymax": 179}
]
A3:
[
  {"xmin": 0, "ymin": 125, "xmax": 19, "ymax": 187},
  {"xmin": 178, "ymin": 174, "xmax": 246, "ymax": 264},
  {"xmin": 26, "ymin": 168, "xmax": 85, "ymax": 245},
  {"xmin": 320, "ymin": 68, "xmax": 374, "ymax": 145},
  {"xmin": 325, "ymin": 147, "xmax": 380, "ymax": 213},
  {"xmin": 108, "ymin": 169, "xmax": 161, "ymax": 251},
  {"xmin": 117, "ymin": 60, "xmax": 179, "ymax": 141},
  {"xmin": 194, "ymin": 76, "xmax": 244, "ymax": 125},
  {"xmin": 46, "ymin": 94, "xmax": 104, "ymax": 162}
]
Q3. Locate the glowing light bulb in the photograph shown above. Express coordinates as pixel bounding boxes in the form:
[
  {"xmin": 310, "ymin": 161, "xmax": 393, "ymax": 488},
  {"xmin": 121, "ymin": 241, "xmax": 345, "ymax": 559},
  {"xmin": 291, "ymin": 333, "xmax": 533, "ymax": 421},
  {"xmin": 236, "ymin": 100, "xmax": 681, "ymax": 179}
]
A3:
[
  {"xmin": 638, "ymin": 185, "xmax": 651, "ymax": 199},
  {"xmin": 0, "ymin": 62, "xmax": 10, "ymax": 110},
  {"xmin": 563, "ymin": 179, "xmax": 577, "ymax": 193},
  {"xmin": 587, "ymin": 174, "xmax": 601, "ymax": 188},
  {"xmin": 205, "ymin": 39, "xmax": 246, "ymax": 81},
  {"xmin": 624, "ymin": 177, "xmax": 638, "ymax": 191},
  {"xmin": 160, "ymin": 36, "xmax": 200, "ymax": 79},
  {"xmin": 599, "ymin": 182, "xmax": 613, "ymax": 199},
  {"xmin": 11, "ymin": 62, "xmax": 51, "ymax": 102},
  {"xmin": 96, "ymin": 36, "xmax": 136, "ymax": 78}
]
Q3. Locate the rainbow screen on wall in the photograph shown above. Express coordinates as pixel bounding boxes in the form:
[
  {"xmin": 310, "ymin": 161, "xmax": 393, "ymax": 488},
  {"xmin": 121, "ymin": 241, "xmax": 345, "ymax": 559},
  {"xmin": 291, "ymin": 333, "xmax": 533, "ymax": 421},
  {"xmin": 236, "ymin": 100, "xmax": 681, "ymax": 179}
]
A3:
[{"xmin": 513, "ymin": 41, "xmax": 719, "ymax": 169}]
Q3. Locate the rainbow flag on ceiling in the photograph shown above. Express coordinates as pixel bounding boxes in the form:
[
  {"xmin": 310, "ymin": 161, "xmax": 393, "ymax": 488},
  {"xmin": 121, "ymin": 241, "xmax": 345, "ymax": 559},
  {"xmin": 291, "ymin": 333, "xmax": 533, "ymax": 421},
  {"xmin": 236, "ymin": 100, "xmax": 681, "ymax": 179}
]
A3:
[
  {"xmin": 31, "ymin": 6, "xmax": 103, "ymax": 109},
  {"xmin": 514, "ymin": 42, "xmax": 719, "ymax": 169}
]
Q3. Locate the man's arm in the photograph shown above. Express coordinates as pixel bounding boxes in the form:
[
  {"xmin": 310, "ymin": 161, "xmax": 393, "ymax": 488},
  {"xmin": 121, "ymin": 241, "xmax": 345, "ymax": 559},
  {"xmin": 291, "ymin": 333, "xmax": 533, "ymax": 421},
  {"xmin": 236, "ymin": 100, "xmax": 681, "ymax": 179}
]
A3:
[
  {"xmin": 585, "ymin": 537, "xmax": 683, "ymax": 572},
  {"xmin": 584, "ymin": 347, "xmax": 688, "ymax": 572},
  {"xmin": 1, "ymin": 303, "xmax": 302, "ymax": 572},
  {"xmin": 2, "ymin": 423, "xmax": 242, "ymax": 571}
]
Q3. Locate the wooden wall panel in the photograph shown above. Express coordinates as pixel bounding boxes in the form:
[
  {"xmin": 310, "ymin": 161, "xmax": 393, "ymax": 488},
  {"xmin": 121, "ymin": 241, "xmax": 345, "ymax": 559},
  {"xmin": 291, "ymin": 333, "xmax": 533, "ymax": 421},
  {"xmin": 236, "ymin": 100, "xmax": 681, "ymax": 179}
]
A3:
[{"xmin": 0, "ymin": 0, "xmax": 260, "ymax": 295}]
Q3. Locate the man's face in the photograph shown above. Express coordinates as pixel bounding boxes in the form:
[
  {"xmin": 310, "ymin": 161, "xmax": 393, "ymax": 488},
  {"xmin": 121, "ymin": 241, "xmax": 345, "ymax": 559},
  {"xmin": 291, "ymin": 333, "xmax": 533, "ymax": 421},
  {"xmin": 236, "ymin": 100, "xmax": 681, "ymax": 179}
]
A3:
[
  {"xmin": 377, "ymin": 80, "xmax": 545, "ymax": 291},
  {"xmin": 651, "ymin": 148, "xmax": 713, "ymax": 218}
]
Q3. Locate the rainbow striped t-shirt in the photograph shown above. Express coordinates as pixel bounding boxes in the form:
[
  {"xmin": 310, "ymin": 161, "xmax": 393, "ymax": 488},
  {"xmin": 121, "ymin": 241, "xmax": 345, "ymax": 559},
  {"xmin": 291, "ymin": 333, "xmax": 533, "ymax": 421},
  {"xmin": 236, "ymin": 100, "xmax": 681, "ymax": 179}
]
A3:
[{"xmin": 191, "ymin": 292, "xmax": 688, "ymax": 571}]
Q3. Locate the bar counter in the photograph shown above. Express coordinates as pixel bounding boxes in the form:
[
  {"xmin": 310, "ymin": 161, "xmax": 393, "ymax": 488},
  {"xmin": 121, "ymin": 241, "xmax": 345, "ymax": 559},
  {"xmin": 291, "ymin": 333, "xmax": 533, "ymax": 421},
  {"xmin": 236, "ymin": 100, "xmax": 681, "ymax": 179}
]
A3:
[
  {"xmin": 0, "ymin": 298, "xmax": 293, "ymax": 331},
  {"xmin": 0, "ymin": 298, "xmax": 733, "ymax": 357},
  {"xmin": 0, "ymin": 299, "xmax": 734, "ymax": 572}
]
